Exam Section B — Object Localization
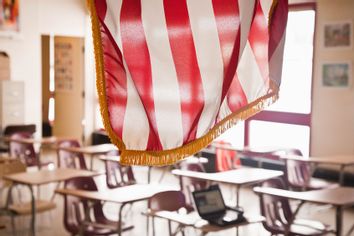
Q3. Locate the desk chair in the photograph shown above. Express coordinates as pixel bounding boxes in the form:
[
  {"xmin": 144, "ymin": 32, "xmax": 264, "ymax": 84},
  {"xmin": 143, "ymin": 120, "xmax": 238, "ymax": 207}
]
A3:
[
  {"xmin": 285, "ymin": 156, "xmax": 338, "ymax": 191},
  {"xmin": 0, "ymin": 124, "xmax": 36, "ymax": 153},
  {"xmin": 57, "ymin": 140, "xmax": 88, "ymax": 170},
  {"xmin": 0, "ymin": 160, "xmax": 56, "ymax": 234},
  {"xmin": 63, "ymin": 176, "xmax": 133, "ymax": 236},
  {"xmin": 178, "ymin": 162, "xmax": 208, "ymax": 207},
  {"xmin": 148, "ymin": 191, "xmax": 193, "ymax": 236},
  {"xmin": 104, "ymin": 151, "xmax": 136, "ymax": 188},
  {"xmin": 214, "ymin": 141, "xmax": 240, "ymax": 172},
  {"xmin": 8, "ymin": 132, "xmax": 53, "ymax": 169},
  {"xmin": 257, "ymin": 178, "xmax": 333, "ymax": 236}
]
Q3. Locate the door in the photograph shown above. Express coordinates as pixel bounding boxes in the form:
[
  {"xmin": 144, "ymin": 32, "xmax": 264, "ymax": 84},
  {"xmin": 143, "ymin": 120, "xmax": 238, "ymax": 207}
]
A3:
[{"xmin": 53, "ymin": 36, "xmax": 85, "ymax": 141}]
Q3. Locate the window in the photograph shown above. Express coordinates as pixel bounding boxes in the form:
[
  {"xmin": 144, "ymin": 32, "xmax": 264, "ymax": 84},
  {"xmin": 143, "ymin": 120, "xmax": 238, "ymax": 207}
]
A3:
[
  {"xmin": 246, "ymin": 6, "xmax": 316, "ymax": 156},
  {"xmin": 220, "ymin": 5, "xmax": 316, "ymax": 156}
]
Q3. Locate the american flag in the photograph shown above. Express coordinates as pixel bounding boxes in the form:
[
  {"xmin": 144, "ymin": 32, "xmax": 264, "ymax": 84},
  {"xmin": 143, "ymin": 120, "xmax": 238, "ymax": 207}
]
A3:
[{"xmin": 89, "ymin": 0, "xmax": 288, "ymax": 166}]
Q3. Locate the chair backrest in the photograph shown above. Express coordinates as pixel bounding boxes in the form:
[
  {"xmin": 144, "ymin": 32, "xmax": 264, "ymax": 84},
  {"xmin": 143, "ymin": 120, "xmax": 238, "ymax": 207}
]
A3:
[
  {"xmin": 8, "ymin": 132, "xmax": 38, "ymax": 167},
  {"xmin": 178, "ymin": 162, "xmax": 208, "ymax": 206},
  {"xmin": 259, "ymin": 178, "xmax": 293, "ymax": 234},
  {"xmin": 3, "ymin": 124, "xmax": 36, "ymax": 136},
  {"xmin": 104, "ymin": 150, "xmax": 136, "ymax": 189},
  {"xmin": 283, "ymin": 150, "xmax": 311, "ymax": 190},
  {"xmin": 149, "ymin": 190, "xmax": 187, "ymax": 212},
  {"xmin": 57, "ymin": 140, "xmax": 87, "ymax": 170},
  {"xmin": 285, "ymin": 159, "xmax": 311, "ymax": 190},
  {"xmin": 63, "ymin": 176, "xmax": 106, "ymax": 234},
  {"xmin": 215, "ymin": 141, "xmax": 240, "ymax": 172}
]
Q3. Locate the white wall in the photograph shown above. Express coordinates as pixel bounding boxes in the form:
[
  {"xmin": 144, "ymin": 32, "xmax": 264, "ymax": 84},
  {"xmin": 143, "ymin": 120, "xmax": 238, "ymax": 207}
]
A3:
[
  {"xmin": 311, "ymin": 0, "xmax": 354, "ymax": 156},
  {"xmin": 0, "ymin": 0, "xmax": 95, "ymax": 142}
]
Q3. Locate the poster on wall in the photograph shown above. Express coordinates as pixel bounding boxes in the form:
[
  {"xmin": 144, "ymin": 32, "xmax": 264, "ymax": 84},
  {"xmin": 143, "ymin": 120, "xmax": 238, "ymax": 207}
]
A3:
[
  {"xmin": 55, "ymin": 41, "xmax": 74, "ymax": 92},
  {"xmin": 323, "ymin": 21, "xmax": 352, "ymax": 49},
  {"xmin": 0, "ymin": 0, "xmax": 20, "ymax": 36},
  {"xmin": 322, "ymin": 61, "xmax": 352, "ymax": 88}
]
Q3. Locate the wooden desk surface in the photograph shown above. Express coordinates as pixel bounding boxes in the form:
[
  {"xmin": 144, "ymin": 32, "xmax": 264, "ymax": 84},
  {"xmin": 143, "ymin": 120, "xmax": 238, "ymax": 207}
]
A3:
[
  {"xmin": 150, "ymin": 210, "xmax": 264, "ymax": 232},
  {"xmin": 58, "ymin": 144, "xmax": 118, "ymax": 155},
  {"xmin": 281, "ymin": 155, "xmax": 354, "ymax": 165},
  {"xmin": 2, "ymin": 136, "xmax": 71, "ymax": 145},
  {"xmin": 3, "ymin": 168, "xmax": 102, "ymax": 185},
  {"xmin": 55, "ymin": 184, "xmax": 178, "ymax": 204},
  {"xmin": 211, "ymin": 144, "xmax": 289, "ymax": 153},
  {"xmin": 172, "ymin": 168, "xmax": 283, "ymax": 185},
  {"xmin": 253, "ymin": 186, "xmax": 354, "ymax": 207}
]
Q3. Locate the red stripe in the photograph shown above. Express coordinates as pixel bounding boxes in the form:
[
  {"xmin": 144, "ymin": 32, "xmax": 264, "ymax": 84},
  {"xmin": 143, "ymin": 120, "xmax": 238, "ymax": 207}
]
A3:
[
  {"xmin": 212, "ymin": 0, "xmax": 243, "ymax": 102},
  {"xmin": 248, "ymin": 1, "xmax": 269, "ymax": 83},
  {"xmin": 212, "ymin": 0, "xmax": 247, "ymax": 112},
  {"xmin": 269, "ymin": 0, "xmax": 288, "ymax": 59},
  {"xmin": 120, "ymin": 0, "xmax": 162, "ymax": 150},
  {"xmin": 95, "ymin": 0, "xmax": 127, "ymax": 138},
  {"xmin": 163, "ymin": 0, "xmax": 205, "ymax": 144}
]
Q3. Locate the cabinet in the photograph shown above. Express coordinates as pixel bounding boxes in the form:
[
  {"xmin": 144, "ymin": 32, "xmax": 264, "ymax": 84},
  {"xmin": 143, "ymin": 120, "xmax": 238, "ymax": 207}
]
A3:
[{"xmin": 0, "ymin": 81, "xmax": 24, "ymax": 130}]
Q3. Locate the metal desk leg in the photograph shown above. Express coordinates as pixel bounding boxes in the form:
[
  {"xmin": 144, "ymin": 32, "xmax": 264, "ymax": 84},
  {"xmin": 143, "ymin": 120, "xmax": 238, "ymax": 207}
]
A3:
[
  {"xmin": 339, "ymin": 165, "xmax": 345, "ymax": 186},
  {"xmin": 90, "ymin": 155, "xmax": 94, "ymax": 171},
  {"xmin": 336, "ymin": 206, "xmax": 343, "ymax": 236},
  {"xmin": 236, "ymin": 185, "xmax": 240, "ymax": 208},
  {"xmin": 118, "ymin": 203, "xmax": 127, "ymax": 236},
  {"xmin": 148, "ymin": 167, "xmax": 152, "ymax": 183},
  {"xmin": 29, "ymin": 185, "xmax": 36, "ymax": 236}
]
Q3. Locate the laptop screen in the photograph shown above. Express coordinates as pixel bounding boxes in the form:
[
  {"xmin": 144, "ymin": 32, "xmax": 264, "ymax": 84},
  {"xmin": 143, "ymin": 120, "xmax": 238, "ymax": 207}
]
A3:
[{"xmin": 193, "ymin": 188, "xmax": 225, "ymax": 215}]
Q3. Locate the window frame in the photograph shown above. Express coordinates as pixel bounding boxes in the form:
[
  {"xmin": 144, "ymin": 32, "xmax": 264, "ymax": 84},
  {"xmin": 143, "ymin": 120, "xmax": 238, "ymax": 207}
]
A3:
[{"xmin": 244, "ymin": 3, "xmax": 317, "ymax": 155}]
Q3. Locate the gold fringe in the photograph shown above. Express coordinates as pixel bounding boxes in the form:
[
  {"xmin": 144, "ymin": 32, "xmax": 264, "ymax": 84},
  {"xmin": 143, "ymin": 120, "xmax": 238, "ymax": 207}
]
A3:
[
  {"xmin": 88, "ymin": 0, "xmax": 280, "ymax": 166},
  {"xmin": 120, "ymin": 88, "xmax": 279, "ymax": 166},
  {"xmin": 87, "ymin": 0, "xmax": 126, "ymax": 152}
]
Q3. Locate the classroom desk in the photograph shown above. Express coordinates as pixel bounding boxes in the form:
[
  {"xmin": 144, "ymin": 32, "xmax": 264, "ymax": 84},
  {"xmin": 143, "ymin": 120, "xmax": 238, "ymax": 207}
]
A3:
[
  {"xmin": 172, "ymin": 168, "xmax": 283, "ymax": 207},
  {"xmin": 281, "ymin": 155, "xmax": 354, "ymax": 185},
  {"xmin": 55, "ymin": 184, "xmax": 178, "ymax": 236},
  {"xmin": 3, "ymin": 168, "xmax": 102, "ymax": 236},
  {"xmin": 253, "ymin": 186, "xmax": 354, "ymax": 236},
  {"xmin": 58, "ymin": 143, "xmax": 118, "ymax": 170},
  {"xmin": 210, "ymin": 144, "xmax": 300, "ymax": 168},
  {"xmin": 99, "ymin": 155, "xmax": 208, "ymax": 183},
  {"xmin": 145, "ymin": 210, "xmax": 264, "ymax": 236},
  {"xmin": 2, "ymin": 136, "xmax": 72, "ymax": 150}
]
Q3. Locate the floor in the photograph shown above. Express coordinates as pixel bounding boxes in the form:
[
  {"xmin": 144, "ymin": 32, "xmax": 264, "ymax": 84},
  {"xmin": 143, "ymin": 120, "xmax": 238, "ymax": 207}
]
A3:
[{"xmin": 1, "ymin": 150, "xmax": 354, "ymax": 236}]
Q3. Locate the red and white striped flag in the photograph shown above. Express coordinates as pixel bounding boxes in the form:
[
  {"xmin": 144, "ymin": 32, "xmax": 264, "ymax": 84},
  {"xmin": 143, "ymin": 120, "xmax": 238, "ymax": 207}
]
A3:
[{"xmin": 88, "ymin": 0, "xmax": 288, "ymax": 166}]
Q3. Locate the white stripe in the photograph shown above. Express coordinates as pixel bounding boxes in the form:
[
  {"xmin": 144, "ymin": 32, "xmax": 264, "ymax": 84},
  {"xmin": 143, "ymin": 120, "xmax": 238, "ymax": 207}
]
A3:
[
  {"xmin": 187, "ymin": 0, "xmax": 224, "ymax": 138},
  {"xmin": 260, "ymin": 0, "xmax": 273, "ymax": 25},
  {"xmin": 237, "ymin": 41, "xmax": 268, "ymax": 102},
  {"xmin": 105, "ymin": 0, "xmax": 150, "ymax": 150},
  {"xmin": 238, "ymin": 0, "xmax": 256, "ymax": 61},
  {"xmin": 217, "ymin": 98, "xmax": 233, "ymax": 121},
  {"xmin": 141, "ymin": 0, "xmax": 184, "ymax": 149},
  {"xmin": 269, "ymin": 32, "xmax": 286, "ymax": 87}
]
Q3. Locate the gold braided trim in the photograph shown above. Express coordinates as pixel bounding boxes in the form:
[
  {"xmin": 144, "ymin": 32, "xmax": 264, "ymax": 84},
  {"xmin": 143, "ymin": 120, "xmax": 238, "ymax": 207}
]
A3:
[
  {"xmin": 88, "ymin": 0, "xmax": 280, "ymax": 166},
  {"xmin": 87, "ymin": 0, "xmax": 126, "ymax": 152}
]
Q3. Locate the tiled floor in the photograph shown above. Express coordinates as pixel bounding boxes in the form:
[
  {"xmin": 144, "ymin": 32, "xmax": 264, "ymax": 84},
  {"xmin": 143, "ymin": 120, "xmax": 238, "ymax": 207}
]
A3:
[{"xmin": 1, "ymin": 151, "xmax": 354, "ymax": 236}]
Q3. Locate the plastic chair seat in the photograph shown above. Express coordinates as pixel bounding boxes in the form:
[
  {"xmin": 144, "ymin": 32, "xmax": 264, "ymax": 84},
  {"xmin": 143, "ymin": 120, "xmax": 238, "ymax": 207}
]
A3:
[
  {"xmin": 257, "ymin": 178, "xmax": 333, "ymax": 236},
  {"xmin": 9, "ymin": 200, "xmax": 56, "ymax": 215},
  {"xmin": 306, "ymin": 178, "xmax": 339, "ymax": 190},
  {"xmin": 289, "ymin": 219, "xmax": 333, "ymax": 236},
  {"xmin": 80, "ymin": 222, "xmax": 119, "ymax": 236}
]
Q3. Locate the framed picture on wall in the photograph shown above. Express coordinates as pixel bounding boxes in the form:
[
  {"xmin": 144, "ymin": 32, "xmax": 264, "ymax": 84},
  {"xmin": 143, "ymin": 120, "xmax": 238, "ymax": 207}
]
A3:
[
  {"xmin": 0, "ymin": 0, "xmax": 20, "ymax": 37},
  {"xmin": 322, "ymin": 61, "xmax": 352, "ymax": 88},
  {"xmin": 323, "ymin": 20, "xmax": 352, "ymax": 48}
]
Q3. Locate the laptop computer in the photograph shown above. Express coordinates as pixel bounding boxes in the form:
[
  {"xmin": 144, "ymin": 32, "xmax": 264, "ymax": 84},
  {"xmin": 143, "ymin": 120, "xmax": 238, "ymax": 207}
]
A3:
[{"xmin": 192, "ymin": 185, "xmax": 245, "ymax": 226}]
